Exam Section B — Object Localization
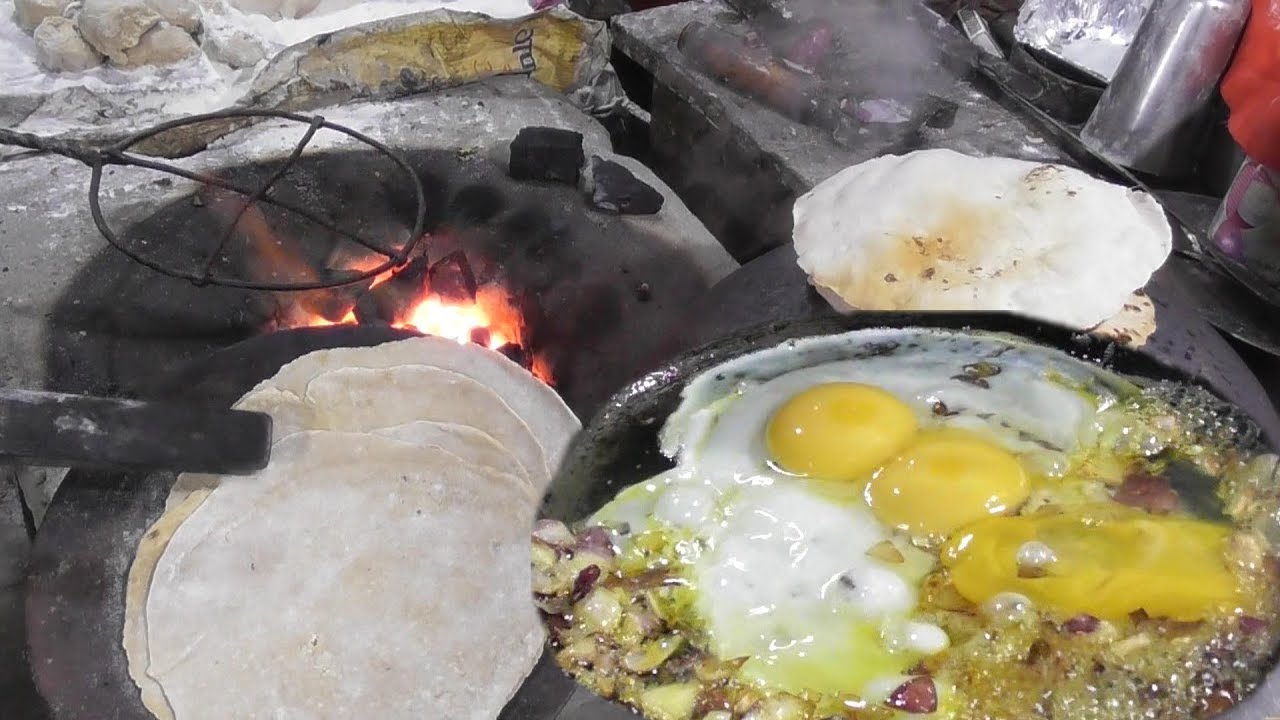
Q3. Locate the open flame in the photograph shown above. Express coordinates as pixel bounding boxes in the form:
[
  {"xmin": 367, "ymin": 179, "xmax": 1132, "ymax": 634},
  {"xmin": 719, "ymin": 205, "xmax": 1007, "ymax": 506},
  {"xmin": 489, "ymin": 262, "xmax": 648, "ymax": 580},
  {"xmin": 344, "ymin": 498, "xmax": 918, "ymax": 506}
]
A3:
[
  {"xmin": 302, "ymin": 282, "xmax": 521, "ymax": 352},
  {"xmin": 203, "ymin": 185, "xmax": 551, "ymax": 383}
]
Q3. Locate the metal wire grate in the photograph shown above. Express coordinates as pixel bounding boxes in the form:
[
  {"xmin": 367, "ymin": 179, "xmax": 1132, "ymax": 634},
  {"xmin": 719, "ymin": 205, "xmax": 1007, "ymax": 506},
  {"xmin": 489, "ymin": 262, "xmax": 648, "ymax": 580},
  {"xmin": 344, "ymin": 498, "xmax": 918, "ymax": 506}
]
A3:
[{"xmin": 0, "ymin": 108, "xmax": 427, "ymax": 290}]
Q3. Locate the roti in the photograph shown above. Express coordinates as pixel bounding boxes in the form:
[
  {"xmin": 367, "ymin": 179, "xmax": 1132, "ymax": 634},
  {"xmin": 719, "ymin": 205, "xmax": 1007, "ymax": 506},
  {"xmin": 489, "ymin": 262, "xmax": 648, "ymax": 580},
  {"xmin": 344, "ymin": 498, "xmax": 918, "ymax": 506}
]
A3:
[
  {"xmin": 371, "ymin": 420, "xmax": 534, "ymax": 494},
  {"xmin": 257, "ymin": 336, "xmax": 580, "ymax": 475},
  {"xmin": 792, "ymin": 149, "xmax": 1173, "ymax": 329},
  {"xmin": 124, "ymin": 431, "xmax": 543, "ymax": 720},
  {"xmin": 230, "ymin": 379, "xmax": 537, "ymax": 496},
  {"xmin": 225, "ymin": 365, "xmax": 548, "ymax": 491},
  {"xmin": 1090, "ymin": 290, "xmax": 1158, "ymax": 347},
  {"xmin": 303, "ymin": 365, "xmax": 550, "ymax": 488}
]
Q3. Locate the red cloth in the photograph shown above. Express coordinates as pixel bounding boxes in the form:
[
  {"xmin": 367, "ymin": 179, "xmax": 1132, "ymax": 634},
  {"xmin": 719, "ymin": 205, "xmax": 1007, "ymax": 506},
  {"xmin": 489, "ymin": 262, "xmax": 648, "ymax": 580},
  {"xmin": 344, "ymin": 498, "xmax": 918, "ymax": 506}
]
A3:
[{"xmin": 1221, "ymin": 0, "xmax": 1280, "ymax": 168}]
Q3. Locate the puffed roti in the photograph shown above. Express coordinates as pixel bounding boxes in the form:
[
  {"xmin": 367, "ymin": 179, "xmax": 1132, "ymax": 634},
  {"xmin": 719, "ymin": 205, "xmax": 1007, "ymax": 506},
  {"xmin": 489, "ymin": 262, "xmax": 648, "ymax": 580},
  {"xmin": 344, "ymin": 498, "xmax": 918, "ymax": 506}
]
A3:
[{"xmin": 793, "ymin": 149, "xmax": 1173, "ymax": 329}]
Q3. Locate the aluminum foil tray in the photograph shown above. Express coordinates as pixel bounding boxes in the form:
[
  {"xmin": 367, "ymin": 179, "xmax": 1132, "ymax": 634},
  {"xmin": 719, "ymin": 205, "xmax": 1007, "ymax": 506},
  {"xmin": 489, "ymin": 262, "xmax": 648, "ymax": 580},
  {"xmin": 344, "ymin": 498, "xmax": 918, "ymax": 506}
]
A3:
[{"xmin": 1014, "ymin": 0, "xmax": 1153, "ymax": 84}]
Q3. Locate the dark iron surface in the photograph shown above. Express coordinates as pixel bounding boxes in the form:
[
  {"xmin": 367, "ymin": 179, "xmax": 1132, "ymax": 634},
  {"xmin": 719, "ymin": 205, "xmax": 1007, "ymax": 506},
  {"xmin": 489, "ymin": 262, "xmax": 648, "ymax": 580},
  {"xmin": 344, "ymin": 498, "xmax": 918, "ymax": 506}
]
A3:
[
  {"xmin": 543, "ymin": 248, "xmax": 1280, "ymax": 720},
  {"xmin": 545, "ymin": 308, "xmax": 1280, "ymax": 719},
  {"xmin": 25, "ymin": 325, "xmax": 577, "ymax": 720}
]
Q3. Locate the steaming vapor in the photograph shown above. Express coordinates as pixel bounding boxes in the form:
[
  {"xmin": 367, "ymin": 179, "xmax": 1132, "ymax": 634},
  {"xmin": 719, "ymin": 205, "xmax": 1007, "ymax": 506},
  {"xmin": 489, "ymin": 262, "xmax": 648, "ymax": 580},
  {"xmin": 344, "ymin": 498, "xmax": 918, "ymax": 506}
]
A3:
[{"xmin": 725, "ymin": 0, "xmax": 946, "ymax": 99}]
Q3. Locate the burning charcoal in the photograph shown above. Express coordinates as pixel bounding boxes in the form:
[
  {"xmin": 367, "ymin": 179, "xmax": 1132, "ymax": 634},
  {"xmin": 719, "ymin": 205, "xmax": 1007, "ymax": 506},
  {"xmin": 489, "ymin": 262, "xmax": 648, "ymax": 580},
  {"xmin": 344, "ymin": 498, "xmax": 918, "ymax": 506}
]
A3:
[
  {"xmin": 496, "ymin": 342, "xmax": 531, "ymax": 369},
  {"xmin": 307, "ymin": 290, "xmax": 359, "ymax": 324},
  {"xmin": 353, "ymin": 255, "xmax": 431, "ymax": 324},
  {"xmin": 389, "ymin": 255, "xmax": 433, "ymax": 292},
  {"xmin": 470, "ymin": 327, "xmax": 492, "ymax": 347},
  {"xmin": 508, "ymin": 127, "xmax": 585, "ymax": 185},
  {"xmin": 350, "ymin": 292, "xmax": 389, "ymax": 325},
  {"xmin": 428, "ymin": 251, "xmax": 478, "ymax": 304},
  {"xmin": 588, "ymin": 156, "xmax": 664, "ymax": 215}
]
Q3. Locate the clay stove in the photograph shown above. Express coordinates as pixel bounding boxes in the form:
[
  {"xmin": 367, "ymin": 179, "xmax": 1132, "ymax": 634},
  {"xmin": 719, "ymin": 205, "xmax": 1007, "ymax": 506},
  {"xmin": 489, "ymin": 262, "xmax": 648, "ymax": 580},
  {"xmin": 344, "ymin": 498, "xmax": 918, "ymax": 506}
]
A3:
[{"xmin": 40, "ymin": 130, "xmax": 731, "ymax": 419}]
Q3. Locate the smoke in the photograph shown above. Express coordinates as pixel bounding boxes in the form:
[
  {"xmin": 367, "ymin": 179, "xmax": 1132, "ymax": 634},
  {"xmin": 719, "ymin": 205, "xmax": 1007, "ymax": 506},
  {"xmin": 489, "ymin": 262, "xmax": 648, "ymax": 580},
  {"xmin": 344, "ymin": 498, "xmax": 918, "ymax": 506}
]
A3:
[
  {"xmin": 773, "ymin": 0, "xmax": 947, "ymax": 99},
  {"xmin": 654, "ymin": 0, "xmax": 959, "ymax": 261}
]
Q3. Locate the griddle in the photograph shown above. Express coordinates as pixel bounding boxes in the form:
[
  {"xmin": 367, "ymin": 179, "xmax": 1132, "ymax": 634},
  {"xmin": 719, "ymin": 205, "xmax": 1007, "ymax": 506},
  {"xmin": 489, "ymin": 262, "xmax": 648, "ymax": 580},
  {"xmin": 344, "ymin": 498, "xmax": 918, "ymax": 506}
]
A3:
[
  {"xmin": 542, "ymin": 247, "xmax": 1280, "ymax": 720},
  {"xmin": 23, "ymin": 325, "xmax": 578, "ymax": 720},
  {"xmin": 545, "ymin": 309, "xmax": 1280, "ymax": 720}
]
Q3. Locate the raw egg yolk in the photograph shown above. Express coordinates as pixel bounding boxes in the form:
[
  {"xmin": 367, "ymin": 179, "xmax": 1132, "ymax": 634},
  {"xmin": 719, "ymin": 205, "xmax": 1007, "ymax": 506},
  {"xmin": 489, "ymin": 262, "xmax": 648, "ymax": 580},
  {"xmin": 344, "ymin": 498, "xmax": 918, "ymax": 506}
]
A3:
[
  {"xmin": 865, "ymin": 429, "xmax": 1029, "ymax": 536},
  {"xmin": 942, "ymin": 511, "xmax": 1242, "ymax": 621},
  {"xmin": 765, "ymin": 383, "xmax": 918, "ymax": 482}
]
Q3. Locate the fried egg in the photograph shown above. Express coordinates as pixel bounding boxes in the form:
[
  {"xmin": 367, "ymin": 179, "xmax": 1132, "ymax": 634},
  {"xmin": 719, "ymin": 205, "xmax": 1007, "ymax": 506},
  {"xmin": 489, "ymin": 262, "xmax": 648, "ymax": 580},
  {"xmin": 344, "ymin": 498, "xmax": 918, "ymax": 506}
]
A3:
[
  {"xmin": 587, "ymin": 328, "xmax": 1255, "ymax": 713},
  {"xmin": 942, "ymin": 508, "xmax": 1242, "ymax": 622}
]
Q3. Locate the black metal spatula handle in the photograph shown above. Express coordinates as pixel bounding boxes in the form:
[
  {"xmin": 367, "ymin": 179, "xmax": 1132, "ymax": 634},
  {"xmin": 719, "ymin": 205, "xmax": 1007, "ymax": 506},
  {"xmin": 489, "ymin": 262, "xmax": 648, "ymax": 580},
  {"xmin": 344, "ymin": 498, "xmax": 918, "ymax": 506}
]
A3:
[{"xmin": 0, "ymin": 389, "xmax": 272, "ymax": 475}]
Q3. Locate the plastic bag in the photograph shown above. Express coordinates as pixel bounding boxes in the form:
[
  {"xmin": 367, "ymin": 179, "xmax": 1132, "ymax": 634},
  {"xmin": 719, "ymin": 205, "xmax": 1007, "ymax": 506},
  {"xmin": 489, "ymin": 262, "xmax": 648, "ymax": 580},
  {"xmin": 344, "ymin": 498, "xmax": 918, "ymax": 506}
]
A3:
[
  {"xmin": 135, "ymin": 7, "xmax": 620, "ymax": 156},
  {"xmin": 1221, "ymin": 0, "xmax": 1280, "ymax": 168}
]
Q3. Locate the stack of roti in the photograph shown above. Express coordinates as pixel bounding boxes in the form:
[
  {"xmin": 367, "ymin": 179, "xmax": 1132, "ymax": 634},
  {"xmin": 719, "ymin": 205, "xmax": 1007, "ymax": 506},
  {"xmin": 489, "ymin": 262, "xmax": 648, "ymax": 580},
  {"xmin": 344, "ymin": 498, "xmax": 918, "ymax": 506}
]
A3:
[
  {"xmin": 792, "ymin": 149, "xmax": 1173, "ymax": 346},
  {"xmin": 122, "ymin": 336, "xmax": 580, "ymax": 720}
]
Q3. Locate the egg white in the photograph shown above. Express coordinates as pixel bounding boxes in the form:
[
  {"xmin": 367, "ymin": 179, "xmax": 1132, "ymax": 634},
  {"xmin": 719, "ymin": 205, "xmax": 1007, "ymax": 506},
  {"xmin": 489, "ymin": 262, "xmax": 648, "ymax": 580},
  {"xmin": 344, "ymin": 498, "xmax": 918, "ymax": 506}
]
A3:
[
  {"xmin": 595, "ymin": 328, "xmax": 1133, "ymax": 708},
  {"xmin": 662, "ymin": 328, "xmax": 1125, "ymax": 473}
]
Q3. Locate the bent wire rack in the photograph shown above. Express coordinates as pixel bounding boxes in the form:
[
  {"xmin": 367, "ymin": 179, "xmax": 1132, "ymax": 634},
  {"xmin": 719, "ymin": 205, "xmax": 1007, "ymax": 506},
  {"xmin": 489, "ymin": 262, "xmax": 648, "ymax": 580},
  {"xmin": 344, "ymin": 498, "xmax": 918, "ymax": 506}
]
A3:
[{"xmin": 0, "ymin": 109, "xmax": 428, "ymax": 291}]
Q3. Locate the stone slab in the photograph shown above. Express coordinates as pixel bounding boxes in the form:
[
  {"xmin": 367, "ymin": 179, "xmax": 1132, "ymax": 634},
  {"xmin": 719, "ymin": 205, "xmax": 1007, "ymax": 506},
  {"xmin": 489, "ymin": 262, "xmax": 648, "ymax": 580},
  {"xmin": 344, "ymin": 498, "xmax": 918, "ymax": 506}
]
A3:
[{"xmin": 613, "ymin": 1, "xmax": 1067, "ymax": 191}]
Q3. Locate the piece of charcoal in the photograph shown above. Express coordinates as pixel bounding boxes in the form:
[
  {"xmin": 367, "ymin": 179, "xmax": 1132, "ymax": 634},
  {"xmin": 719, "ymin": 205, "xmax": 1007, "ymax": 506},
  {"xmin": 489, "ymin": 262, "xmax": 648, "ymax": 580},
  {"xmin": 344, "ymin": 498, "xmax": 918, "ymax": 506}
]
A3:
[
  {"xmin": 923, "ymin": 96, "xmax": 959, "ymax": 129},
  {"xmin": 428, "ymin": 250, "xmax": 478, "ymax": 303},
  {"xmin": 352, "ymin": 290, "xmax": 391, "ymax": 325},
  {"xmin": 588, "ymin": 156, "xmax": 664, "ymax": 215},
  {"xmin": 496, "ymin": 342, "xmax": 531, "ymax": 369},
  {"xmin": 350, "ymin": 256, "xmax": 430, "ymax": 323},
  {"xmin": 509, "ymin": 127, "xmax": 585, "ymax": 184}
]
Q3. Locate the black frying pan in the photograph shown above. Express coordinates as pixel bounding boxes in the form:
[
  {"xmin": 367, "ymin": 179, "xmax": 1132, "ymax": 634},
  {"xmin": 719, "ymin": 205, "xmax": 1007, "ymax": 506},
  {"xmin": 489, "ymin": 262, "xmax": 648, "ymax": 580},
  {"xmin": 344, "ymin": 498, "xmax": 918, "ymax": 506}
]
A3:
[
  {"xmin": 539, "ymin": 311, "xmax": 1280, "ymax": 720},
  {"xmin": 23, "ymin": 325, "xmax": 578, "ymax": 720}
]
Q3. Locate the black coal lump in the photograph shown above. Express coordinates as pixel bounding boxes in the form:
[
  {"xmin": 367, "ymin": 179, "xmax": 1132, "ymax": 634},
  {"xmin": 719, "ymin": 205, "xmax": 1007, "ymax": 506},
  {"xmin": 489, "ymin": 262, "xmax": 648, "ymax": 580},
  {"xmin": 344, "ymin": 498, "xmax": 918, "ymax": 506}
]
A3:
[
  {"xmin": 588, "ymin": 156, "xmax": 664, "ymax": 215},
  {"xmin": 508, "ymin": 127, "xmax": 585, "ymax": 184}
]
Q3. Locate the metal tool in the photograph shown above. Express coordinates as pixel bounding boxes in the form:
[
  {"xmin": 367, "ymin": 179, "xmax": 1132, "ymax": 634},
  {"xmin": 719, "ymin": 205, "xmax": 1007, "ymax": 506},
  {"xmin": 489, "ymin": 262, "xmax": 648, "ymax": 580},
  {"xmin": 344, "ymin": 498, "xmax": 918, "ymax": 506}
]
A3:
[
  {"xmin": 0, "ymin": 389, "xmax": 272, "ymax": 474},
  {"xmin": 958, "ymin": 8, "xmax": 1005, "ymax": 59},
  {"xmin": 1080, "ymin": 0, "xmax": 1251, "ymax": 177},
  {"xmin": 0, "ymin": 109, "xmax": 427, "ymax": 291}
]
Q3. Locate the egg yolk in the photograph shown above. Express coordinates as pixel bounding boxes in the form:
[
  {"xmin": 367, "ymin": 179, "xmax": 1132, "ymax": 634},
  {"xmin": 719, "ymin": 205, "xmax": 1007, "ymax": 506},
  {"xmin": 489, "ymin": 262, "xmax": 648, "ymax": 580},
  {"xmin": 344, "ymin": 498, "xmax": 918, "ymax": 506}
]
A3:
[
  {"xmin": 942, "ymin": 510, "xmax": 1242, "ymax": 621},
  {"xmin": 865, "ymin": 429, "xmax": 1029, "ymax": 536},
  {"xmin": 765, "ymin": 383, "xmax": 918, "ymax": 481}
]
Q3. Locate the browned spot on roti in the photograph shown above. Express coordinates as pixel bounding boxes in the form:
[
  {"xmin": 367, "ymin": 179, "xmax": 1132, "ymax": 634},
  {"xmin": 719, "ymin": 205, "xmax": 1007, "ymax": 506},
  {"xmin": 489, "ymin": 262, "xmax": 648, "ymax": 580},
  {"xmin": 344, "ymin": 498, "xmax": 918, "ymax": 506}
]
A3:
[
  {"xmin": 851, "ymin": 200, "xmax": 1005, "ymax": 308},
  {"xmin": 1092, "ymin": 290, "xmax": 1157, "ymax": 347}
]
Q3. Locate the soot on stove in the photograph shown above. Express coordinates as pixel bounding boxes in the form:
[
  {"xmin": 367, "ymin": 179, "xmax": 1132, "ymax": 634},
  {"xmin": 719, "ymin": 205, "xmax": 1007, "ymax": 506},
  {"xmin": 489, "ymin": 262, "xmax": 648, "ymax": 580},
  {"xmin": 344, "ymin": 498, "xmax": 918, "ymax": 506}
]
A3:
[{"xmin": 42, "ymin": 147, "xmax": 721, "ymax": 417}]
